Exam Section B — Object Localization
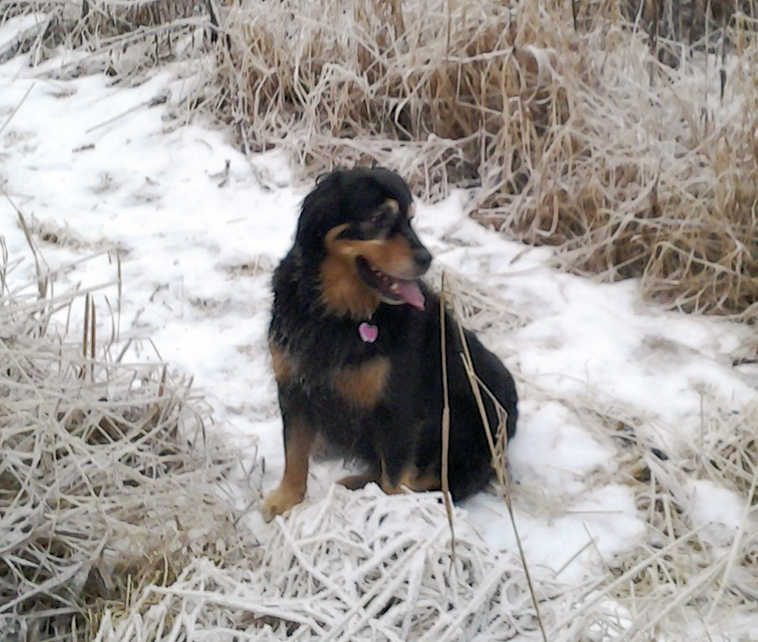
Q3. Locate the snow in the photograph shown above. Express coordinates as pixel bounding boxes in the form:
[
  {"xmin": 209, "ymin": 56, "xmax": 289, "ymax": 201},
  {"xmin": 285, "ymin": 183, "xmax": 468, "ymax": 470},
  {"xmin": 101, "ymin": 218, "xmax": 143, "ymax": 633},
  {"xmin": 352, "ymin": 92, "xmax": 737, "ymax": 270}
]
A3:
[
  {"xmin": 691, "ymin": 479, "xmax": 744, "ymax": 528},
  {"xmin": 1, "ymin": 15, "xmax": 756, "ymax": 636}
]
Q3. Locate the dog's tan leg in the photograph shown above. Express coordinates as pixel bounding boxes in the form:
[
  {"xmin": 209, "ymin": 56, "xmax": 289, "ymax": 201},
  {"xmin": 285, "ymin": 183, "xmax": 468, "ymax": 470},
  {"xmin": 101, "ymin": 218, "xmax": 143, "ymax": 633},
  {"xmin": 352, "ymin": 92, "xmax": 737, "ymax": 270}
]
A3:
[
  {"xmin": 337, "ymin": 469, "xmax": 380, "ymax": 490},
  {"xmin": 409, "ymin": 467, "xmax": 442, "ymax": 492},
  {"xmin": 262, "ymin": 417, "xmax": 315, "ymax": 522},
  {"xmin": 380, "ymin": 463, "xmax": 441, "ymax": 495},
  {"xmin": 379, "ymin": 458, "xmax": 413, "ymax": 495}
]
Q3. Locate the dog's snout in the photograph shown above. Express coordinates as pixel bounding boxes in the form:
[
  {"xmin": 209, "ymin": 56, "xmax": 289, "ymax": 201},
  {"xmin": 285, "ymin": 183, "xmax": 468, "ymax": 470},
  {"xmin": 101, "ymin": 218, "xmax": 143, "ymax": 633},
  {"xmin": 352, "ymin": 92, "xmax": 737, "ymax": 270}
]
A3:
[{"xmin": 413, "ymin": 246, "xmax": 432, "ymax": 272}]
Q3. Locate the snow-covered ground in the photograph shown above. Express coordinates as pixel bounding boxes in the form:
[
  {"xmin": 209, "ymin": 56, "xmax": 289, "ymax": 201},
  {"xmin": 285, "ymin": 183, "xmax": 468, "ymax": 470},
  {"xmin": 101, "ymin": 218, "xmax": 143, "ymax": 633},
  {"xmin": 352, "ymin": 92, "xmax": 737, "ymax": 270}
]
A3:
[{"xmin": 2, "ymin": 15, "xmax": 757, "ymax": 639}]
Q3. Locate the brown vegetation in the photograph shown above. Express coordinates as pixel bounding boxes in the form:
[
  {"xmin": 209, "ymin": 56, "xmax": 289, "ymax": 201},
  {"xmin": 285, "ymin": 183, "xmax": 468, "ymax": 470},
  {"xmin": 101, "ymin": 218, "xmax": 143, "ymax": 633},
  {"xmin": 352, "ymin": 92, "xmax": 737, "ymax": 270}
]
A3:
[
  {"xmin": 5, "ymin": 0, "xmax": 758, "ymax": 321},
  {"xmin": 205, "ymin": 0, "xmax": 758, "ymax": 321}
]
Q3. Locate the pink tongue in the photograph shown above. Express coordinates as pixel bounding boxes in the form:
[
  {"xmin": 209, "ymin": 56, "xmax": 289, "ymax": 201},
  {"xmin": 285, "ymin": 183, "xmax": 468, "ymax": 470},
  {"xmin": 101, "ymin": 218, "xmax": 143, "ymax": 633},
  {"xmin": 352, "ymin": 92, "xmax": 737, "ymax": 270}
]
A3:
[{"xmin": 395, "ymin": 280, "xmax": 425, "ymax": 311}]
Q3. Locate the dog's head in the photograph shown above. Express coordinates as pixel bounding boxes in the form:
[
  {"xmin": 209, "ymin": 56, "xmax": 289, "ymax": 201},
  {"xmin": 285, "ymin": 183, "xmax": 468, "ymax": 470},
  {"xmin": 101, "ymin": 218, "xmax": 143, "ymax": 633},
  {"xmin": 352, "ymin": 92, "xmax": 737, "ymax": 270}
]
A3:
[{"xmin": 297, "ymin": 168, "xmax": 432, "ymax": 318}]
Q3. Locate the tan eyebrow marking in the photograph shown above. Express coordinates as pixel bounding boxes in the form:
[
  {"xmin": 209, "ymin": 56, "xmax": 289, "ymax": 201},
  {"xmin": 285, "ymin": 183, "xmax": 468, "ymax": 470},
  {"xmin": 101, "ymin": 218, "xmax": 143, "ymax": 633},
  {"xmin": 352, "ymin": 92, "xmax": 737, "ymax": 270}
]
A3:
[{"xmin": 383, "ymin": 198, "xmax": 400, "ymax": 214}]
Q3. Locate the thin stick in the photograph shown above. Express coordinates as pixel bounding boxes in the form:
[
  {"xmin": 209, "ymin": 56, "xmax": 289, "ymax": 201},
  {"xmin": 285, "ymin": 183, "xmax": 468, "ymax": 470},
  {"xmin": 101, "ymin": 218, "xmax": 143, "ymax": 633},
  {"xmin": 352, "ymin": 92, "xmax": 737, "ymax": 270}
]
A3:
[
  {"xmin": 719, "ymin": 10, "xmax": 727, "ymax": 102},
  {"xmin": 90, "ymin": 296, "xmax": 96, "ymax": 381},
  {"xmin": 439, "ymin": 274, "xmax": 456, "ymax": 561},
  {"xmin": 389, "ymin": 0, "xmax": 405, "ymax": 37},
  {"xmin": 452, "ymin": 304, "xmax": 547, "ymax": 642},
  {"xmin": 82, "ymin": 293, "xmax": 90, "ymax": 380},
  {"xmin": 85, "ymin": 95, "xmax": 166, "ymax": 134},
  {"xmin": 12, "ymin": 205, "xmax": 47, "ymax": 300},
  {"xmin": 0, "ymin": 237, "xmax": 7, "ymax": 295},
  {"xmin": 445, "ymin": 0, "xmax": 453, "ymax": 60},
  {"xmin": 0, "ymin": 84, "xmax": 34, "ymax": 137},
  {"xmin": 571, "ymin": 0, "xmax": 578, "ymax": 31}
]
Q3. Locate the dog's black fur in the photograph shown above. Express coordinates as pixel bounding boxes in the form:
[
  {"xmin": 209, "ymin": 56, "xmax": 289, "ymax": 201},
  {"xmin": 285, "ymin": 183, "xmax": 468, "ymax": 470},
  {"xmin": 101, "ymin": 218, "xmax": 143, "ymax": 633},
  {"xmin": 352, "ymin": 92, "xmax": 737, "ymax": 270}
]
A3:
[{"xmin": 262, "ymin": 167, "xmax": 518, "ymax": 521}]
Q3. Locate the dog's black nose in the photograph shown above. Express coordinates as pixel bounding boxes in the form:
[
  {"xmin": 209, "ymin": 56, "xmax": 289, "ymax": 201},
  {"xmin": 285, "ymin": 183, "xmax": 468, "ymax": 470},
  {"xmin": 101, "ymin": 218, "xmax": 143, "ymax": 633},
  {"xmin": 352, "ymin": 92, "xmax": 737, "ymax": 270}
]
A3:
[{"xmin": 413, "ymin": 247, "xmax": 432, "ymax": 272}]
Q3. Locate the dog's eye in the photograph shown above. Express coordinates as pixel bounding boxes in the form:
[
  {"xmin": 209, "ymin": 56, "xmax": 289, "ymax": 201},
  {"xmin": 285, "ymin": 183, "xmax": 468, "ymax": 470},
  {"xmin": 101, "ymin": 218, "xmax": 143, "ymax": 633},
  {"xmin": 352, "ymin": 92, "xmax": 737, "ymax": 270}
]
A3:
[
  {"xmin": 365, "ymin": 208, "xmax": 390, "ymax": 229},
  {"xmin": 371, "ymin": 201, "xmax": 400, "ymax": 225}
]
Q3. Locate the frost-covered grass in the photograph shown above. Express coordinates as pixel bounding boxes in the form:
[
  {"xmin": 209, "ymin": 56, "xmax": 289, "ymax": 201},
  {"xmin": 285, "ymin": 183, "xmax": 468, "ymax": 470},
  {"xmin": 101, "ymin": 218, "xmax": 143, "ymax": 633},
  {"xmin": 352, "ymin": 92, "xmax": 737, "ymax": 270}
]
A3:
[
  {"xmin": 4, "ymin": 2, "xmax": 758, "ymax": 315},
  {"xmin": 95, "ymin": 486, "xmax": 560, "ymax": 641},
  {"xmin": 0, "ymin": 234, "xmax": 245, "ymax": 639},
  {"xmin": 201, "ymin": 0, "xmax": 758, "ymax": 321},
  {"xmin": 1, "ymin": 3, "xmax": 758, "ymax": 640}
]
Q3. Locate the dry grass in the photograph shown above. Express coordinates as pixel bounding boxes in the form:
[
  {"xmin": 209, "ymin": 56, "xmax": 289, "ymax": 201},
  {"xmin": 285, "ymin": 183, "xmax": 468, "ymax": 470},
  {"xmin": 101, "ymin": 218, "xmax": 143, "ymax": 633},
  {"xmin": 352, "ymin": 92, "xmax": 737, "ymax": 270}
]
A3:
[
  {"xmin": 5, "ymin": 1, "xmax": 758, "ymax": 320},
  {"xmin": 0, "ymin": 243, "xmax": 246, "ymax": 639},
  {"xmin": 445, "ymin": 276, "xmax": 758, "ymax": 639},
  {"xmin": 606, "ymin": 396, "xmax": 758, "ymax": 638},
  {"xmin": 95, "ymin": 485, "xmax": 560, "ymax": 641},
  {"xmin": 196, "ymin": 0, "xmax": 758, "ymax": 322},
  {"xmin": 0, "ymin": 0, "xmax": 207, "ymax": 75},
  {"xmin": 3, "ymin": 2, "xmax": 758, "ymax": 639},
  {"xmin": 486, "ymin": 382, "xmax": 758, "ymax": 640}
]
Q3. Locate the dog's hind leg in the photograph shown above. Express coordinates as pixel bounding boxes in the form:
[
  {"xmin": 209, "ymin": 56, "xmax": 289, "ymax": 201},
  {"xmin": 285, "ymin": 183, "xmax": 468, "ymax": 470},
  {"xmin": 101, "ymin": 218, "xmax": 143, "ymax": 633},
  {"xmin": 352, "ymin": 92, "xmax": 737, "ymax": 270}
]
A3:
[
  {"xmin": 337, "ymin": 467, "xmax": 380, "ymax": 490},
  {"xmin": 262, "ymin": 414, "xmax": 315, "ymax": 522},
  {"xmin": 380, "ymin": 465, "xmax": 441, "ymax": 495}
]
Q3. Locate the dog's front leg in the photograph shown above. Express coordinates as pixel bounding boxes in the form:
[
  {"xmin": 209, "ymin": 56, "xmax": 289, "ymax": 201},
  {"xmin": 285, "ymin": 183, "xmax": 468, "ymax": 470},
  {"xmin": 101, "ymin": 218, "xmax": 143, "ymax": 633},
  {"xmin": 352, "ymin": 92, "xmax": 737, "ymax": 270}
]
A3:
[
  {"xmin": 378, "ymin": 438, "xmax": 414, "ymax": 495},
  {"xmin": 262, "ymin": 410, "xmax": 315, "ymax": 522}
]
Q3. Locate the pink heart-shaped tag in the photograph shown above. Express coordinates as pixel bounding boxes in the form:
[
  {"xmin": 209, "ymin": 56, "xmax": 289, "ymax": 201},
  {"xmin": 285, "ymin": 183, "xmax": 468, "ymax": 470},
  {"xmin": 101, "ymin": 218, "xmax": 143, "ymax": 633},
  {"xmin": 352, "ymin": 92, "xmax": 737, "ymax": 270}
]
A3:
[{"xmin": 358, "ymin": 322, "xmax": 378, "ymax": 343}]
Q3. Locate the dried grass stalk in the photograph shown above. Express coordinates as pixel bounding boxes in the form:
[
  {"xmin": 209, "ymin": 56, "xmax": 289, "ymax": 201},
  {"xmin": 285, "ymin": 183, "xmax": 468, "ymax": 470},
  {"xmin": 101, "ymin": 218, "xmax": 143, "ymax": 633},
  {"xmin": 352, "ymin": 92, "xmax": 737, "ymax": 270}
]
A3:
[
  {"xmin": 0, "ymin": 249, "xmax": 244, "ymax": 639},
  {"xmin": 199, "ymin": 0, "xmax": 758, "ymax": 322},
  {"xmin": 6, "ymin": 1, "xmax": 757, "ymax": 318},
  {"xmin": 95, "ymin": 485, "xmax": 559, "ymax": 641}
]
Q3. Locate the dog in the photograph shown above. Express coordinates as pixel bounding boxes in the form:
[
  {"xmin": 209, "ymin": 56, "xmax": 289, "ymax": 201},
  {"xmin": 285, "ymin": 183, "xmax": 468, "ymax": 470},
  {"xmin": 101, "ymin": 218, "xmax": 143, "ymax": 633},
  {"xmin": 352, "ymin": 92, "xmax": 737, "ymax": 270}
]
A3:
[{"xmin": 262, "ymin": 167, "xmax": 518, "ymax": 522}]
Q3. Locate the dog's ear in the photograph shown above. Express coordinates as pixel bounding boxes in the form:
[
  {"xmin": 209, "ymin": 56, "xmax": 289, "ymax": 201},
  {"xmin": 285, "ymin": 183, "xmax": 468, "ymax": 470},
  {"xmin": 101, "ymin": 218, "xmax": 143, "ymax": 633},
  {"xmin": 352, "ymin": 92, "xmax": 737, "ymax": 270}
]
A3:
[
  {"xmin": 365, "ymin": 168, "xmax": 413, "ymax": 213},
  {"xmin": 295, "ymin": 170, "xmax": 344, "ymax": 249}
]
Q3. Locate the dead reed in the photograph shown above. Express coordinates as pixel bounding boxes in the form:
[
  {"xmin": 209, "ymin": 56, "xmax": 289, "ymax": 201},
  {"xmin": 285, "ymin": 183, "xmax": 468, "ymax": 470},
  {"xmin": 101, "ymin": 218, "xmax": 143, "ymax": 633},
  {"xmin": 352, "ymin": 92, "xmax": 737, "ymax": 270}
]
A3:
[
  {"xmin": 6, "ymin": 1, "xmax": 757, "ymax": 321},
  {"xmin": 0, "ymin": 243, "xmax": 241, "ymax": 639},
  {"xmin": 2, "ymin": 3, "xmax": 757, "ymax": 638},
  {"xmin": 202, "ymin": 0, "xmax": 758, "ymax": 322}
]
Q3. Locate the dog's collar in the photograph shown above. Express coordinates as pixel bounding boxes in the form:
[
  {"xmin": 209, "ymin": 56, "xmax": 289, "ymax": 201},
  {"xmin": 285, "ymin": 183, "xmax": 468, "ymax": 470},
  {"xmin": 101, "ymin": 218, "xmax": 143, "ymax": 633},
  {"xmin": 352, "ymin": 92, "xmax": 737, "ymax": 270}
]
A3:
[{"xmin": 358, "ymin": 321, "xmax": 378, "ymax": 343}]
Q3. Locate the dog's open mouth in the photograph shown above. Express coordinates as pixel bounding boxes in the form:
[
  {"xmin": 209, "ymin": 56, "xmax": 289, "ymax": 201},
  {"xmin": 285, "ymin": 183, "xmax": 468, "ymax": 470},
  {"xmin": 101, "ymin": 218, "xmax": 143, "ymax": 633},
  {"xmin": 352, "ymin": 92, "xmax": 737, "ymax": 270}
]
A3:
[{"xmin": 356, "ymin": 257, "xmax": 425, "ymax": 311}]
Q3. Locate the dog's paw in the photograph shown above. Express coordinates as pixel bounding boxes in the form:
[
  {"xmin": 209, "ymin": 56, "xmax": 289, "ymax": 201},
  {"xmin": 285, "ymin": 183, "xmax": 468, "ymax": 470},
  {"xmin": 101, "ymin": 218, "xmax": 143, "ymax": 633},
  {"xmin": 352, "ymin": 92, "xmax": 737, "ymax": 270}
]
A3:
[
  {"xmin": 337, "ymin": 472, "xmax": 378, "ymax": 491},
  {"xmin": 261, "ymin": 485, "xmax": 304, "ymax": 523}
]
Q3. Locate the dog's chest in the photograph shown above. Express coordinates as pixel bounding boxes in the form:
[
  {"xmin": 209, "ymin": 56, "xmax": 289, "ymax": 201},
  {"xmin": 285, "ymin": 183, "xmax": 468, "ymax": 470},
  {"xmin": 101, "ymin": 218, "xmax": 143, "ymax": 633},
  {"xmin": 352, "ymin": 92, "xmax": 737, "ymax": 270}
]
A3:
[{"xmin": 271, "ymin": 319, "xmax": 395, "ymax": 409}]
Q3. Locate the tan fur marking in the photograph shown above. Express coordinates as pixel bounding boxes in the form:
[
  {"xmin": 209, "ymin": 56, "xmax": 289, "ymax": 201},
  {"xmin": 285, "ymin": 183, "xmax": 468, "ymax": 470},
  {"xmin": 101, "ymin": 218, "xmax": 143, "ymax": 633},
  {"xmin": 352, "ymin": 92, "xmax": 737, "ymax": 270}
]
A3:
[
  {"xmin": 380, "ymin": 464, "xmax": 441, "ymax": 495},
  {"xmin": 262, "ymin": 418, "xmax": 315, "ymax": 522},
  {"xmin": 269, "ymin": 341, "xmax": 295, "ymax": 384},
  {"xmin": 383, "ymin": 198, "xmax": 400, "ymax": 214},
  {"xmin": 337, "ymin": 470, "xmax": 380, "ymax": 490},
  {"xmin": 380, "ymin": 463, "xmax": 410, "ymax": 495},
  {"xmin": 409, "ymin": 468, "xmax": 442, "ymax": 492},
  {"xmin": 355, "ymin": 236, "xmax": 416, "ymax": 279},
  {"xmin": 320, "ymin": 222, "xmax": 419, "ymax": 318},
  {"xmin": 320, "ymin": 224, "xmax": 381, "ymax": 319},
  {"xmin": 333, "ymin": 356, "xmax": 390, "ymax": 409}
]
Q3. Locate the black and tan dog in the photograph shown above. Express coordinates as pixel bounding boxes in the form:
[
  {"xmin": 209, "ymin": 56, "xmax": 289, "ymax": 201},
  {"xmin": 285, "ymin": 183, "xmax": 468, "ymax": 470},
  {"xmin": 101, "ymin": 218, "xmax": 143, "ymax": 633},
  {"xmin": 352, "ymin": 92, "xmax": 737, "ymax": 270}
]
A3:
[{"xmin": 262, "ymin": 167, "xmax": 518, "ymax": 522}]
